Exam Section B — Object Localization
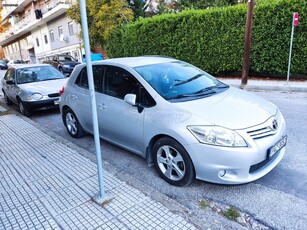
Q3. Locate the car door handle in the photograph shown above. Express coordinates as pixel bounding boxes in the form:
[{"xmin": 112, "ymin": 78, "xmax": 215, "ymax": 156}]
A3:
[
  {"xmin": 98, "ymin": 103, "xmax": 106, "ymax": 110},
  {"xmin": 71, "ymin": 95, "xmax": 77, "ymax": 100}
]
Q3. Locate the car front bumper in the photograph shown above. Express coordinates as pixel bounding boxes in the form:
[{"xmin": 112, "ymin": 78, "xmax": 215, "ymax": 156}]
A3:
[
  {"xmin": 184, "ymin": 116, "xmax": 287, "ymax": 185},
  {"xmin": 22, "ymin": 98, "xmax": 60, "ymax": 110}
]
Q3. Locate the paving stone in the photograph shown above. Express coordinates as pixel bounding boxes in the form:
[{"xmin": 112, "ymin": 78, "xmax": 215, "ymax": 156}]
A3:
[
  {"xmin": 0, "ymin": 199, "xmax": 60, "ymax": 230},
  {"xmin": 0, "ymin": 172, "xmax": 25, "ymax": 192},
  {"xmin": 35, "ymin": 142, "xmax": 77, "ymax": 161},
  {"xmin": 0, "ymin": 133, "xmax": 24, "ymax": 147},
  {"xmin": 19, "ymin": 130, "xmax": 56, "ymax": 147},
  {"xmin": 56, "ymin": 201, "xmax": 113, "ymax": 229},
  {"xmin": 14, "ymin": 158, "xmax": 61, "ymax": 183},
  {"xmin": 40, "ymin": 184, "xmax": 90, "ymax": 216},
  {"xmin": 52, "ymin": 152, "xmax": 94, "ymax": 170},
  {"xmin": 62, "ymin": 162, "xmax": 97, "ymax": 183},
  {"xmin": 96, "ymin": 218, "xmax": 129, "ymax": 230},
  {"xmin": 29, "ymin": 173, "xmax": 75, "ymax": 198},
  {"xmin": 118, "ymin": 199, "xmax": 197, "ymax": 230},
  {"xmin": 0, "ymin": 184, "xmax": 37, "ymax": 212}
]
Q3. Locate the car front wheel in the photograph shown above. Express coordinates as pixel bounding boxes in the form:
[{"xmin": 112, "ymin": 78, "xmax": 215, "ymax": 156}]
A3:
[
  {"xmin": 63, "ymin": 108, "xmax": 85, "ymax": 138},
  {"xmin": 153, "ymin": 137, "xmax": 195, "ymax": 186},
  {"xmin": 18, "ymin": 99, "xmax": 31, "ymax": 117},
  {"xmin": 3, "ymin": 92, "xmax": 13, "ymax": 105}
]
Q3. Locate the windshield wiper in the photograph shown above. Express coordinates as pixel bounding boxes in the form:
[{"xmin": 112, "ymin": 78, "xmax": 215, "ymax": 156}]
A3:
[{"xmin": 174, "ymin": 74, "xmax": 204, "ymax": 86}]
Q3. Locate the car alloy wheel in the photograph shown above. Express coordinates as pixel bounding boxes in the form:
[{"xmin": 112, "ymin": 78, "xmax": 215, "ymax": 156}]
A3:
[
  {"xmin": 64, "ymin": 108, "xmax": 84, "ymax": 138},
  {"xmin": 153, "ymin": 137, "xmax": 195, "ymax": 186},
  {"xmin": 18, "ymin": 99, "xmax": 31, "ymax": 116}
]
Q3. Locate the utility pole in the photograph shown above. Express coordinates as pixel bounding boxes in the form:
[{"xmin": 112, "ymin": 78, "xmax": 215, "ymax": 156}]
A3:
[{"xmin": 240, "ymin": 0, "xmax": 254, "ymax": 89}]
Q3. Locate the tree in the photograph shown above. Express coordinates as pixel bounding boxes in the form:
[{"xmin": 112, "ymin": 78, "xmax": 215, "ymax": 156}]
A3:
[
  {"xmin": 67, "ymin": 0, "xmax": 134, "ymax": 48},
  {"xmin": 178, "ymin": 0, "xmax": 246, "ymax": 9}
]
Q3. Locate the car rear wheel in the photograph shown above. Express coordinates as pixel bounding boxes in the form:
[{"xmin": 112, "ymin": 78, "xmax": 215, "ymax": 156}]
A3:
[
  {"xmin": 63, "ymin": 108, "xmax": 85, "ymax": 138},
  {"xmin": 18, "ymin": 99, "xmax": 31, "ymax": 117},
  {"xmin": 153, "ymin": 137, "xmax": 195, "ymax": 186},
  {"xmin": 3, "ymin": 92, "xmax": 13, "ymax": 105}
]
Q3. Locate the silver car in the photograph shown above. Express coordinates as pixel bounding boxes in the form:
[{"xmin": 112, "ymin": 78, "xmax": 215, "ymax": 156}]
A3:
[
  {"xmin": 59, "ymin": 56, "xmax": 287, "ymax": 186},
  {"xmin": 1, "ymin": 64, "xmax": 68, "ymax": 116}
]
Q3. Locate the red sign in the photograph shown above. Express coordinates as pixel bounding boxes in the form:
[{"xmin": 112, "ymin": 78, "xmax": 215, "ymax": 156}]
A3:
[{"xmin": 293, "ymin": 12, "xmax": 299, "ymax": 27}]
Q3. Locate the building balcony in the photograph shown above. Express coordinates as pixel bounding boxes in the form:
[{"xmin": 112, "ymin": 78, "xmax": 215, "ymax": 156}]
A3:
[{"xmin": 0, "ymin": 0, "xmax": 72, "ymax": 46}]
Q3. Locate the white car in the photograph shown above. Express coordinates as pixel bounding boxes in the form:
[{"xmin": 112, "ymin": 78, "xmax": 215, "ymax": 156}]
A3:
[
  {"xmin": 59, "ymin": 56, "xmax": 287, "ymax": 186},
  {"xmin": 1, "ymin": 64, "xmax": 68, "ymax": 116}
]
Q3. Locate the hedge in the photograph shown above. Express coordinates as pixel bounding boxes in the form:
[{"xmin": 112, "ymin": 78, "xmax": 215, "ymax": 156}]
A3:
[{"xmin": 105, "ymin": 0, "xmax": 307, "ymax": 76}]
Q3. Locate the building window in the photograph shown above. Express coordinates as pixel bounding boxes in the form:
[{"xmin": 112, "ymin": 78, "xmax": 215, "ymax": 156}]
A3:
[
  {"xmin": 50, "ymin": 30, "xmax": 54, "ymax": 42},
  {"xmin": 68, "ymin": 21, "xmax": 74, "ymax": 36},
  {"xmin": 36, "ymin": 38, "xmax": 40, "ymax": 47},
  {"xmin": 58, "ymin": 26, "xmax": 63, "ymax": 38},
  {"xmin": 44, "ymin": 34, "xmax": 48, "ymax": 44}
]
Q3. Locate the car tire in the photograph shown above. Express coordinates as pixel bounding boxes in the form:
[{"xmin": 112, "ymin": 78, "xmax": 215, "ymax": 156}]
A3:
[
  {"xmin": 153, "ymin": 137, "xmax": 195, "ymax": 186},
  {"xmin": 63, "ymin": 108, "xmax": 85, "ymax": 138},
  {"xmin": 18, "ymin": 99, "xmax": 31, "ymax": 117},
  {"xmin": 3, "ymin": 92, "xmax": 13, "ymax": 105}
]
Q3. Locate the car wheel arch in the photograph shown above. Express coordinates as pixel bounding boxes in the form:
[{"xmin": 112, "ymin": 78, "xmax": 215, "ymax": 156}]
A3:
[
  {"xmin": 146, "ymin": 134, "xmax": 195, "ymax": 169},
  {"xmin": 150, "ymin": 135, "xmax": 196, "ymax": 186}
]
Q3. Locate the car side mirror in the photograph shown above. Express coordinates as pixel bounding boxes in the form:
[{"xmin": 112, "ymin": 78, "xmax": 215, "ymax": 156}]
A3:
[
  {"xmin": 6, "ymin": 80, "xmax": 15, "ymax": 85},
  {"xmin": 124, "ymin": 94, "xmax": 137, "ymax": 106}
]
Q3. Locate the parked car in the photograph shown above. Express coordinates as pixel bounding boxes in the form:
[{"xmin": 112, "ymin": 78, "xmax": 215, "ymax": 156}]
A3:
[
  {"xmin": 1, "ymin": 64, "xmax": 68, "ymax": 116},
  {"xmin": 59, "ymin": 56, "xmax": 287, "ymax": 186},
  {"xmin": 7, "ymin": 60, "xmax": 25, "ymax": 66},
  {"xmin": 43, "ymin": 54, "xmax": 80, "ymax": 75},
  {"xmin": 0, "ymin": 60, "xmax": 8, "ymax": 70}
]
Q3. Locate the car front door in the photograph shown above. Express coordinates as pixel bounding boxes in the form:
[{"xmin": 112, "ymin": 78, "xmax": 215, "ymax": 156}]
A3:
[{"xmin": 96, "ymin": 65, "xmax": 145, "ymax": 155}]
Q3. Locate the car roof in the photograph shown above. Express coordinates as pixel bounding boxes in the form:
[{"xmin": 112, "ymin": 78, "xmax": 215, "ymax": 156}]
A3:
[
  {"xmin": 8, "ymin": 64, "xmax": 52, "ymax": 69},
  {"xmin": 87, "ymin": 56, "xmax": 176, "ymax": 68}
]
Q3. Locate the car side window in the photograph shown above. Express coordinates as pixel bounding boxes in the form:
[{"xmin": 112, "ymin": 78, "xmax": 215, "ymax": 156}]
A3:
[
  {"xmin": 140, "ymin": 86, "xmax": 156, "ymax": 107},
  {"xmin": 103, "ymin": 66, "xmax": 139, "ymax": 99},
  {"xmin": 75, "ymin": 66, "xmax": 104, "ymax": 92},
  {"xmin": 4, "ymin": 69, "xmax": 15, "ymax": 81}
]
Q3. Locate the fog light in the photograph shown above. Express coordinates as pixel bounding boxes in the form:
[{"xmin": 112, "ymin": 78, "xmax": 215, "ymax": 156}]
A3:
[{"xmin": 218, "ymin": 170, "xmax": 226, "ymax": 177}]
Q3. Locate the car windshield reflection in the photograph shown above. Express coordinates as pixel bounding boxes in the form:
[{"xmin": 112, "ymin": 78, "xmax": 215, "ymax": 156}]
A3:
[
  {"xmin": 134, "ymin": 61, "xmax": 229, "ymax": 101},
  {"xmin": 16, "ymin": 66, "xmax": 65, "ymax": 84}
]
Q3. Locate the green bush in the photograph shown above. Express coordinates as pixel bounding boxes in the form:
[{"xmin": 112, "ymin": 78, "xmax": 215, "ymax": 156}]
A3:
[{"xmin": 106, "ymin": 0, "xmax": 306, "ymax": 76}]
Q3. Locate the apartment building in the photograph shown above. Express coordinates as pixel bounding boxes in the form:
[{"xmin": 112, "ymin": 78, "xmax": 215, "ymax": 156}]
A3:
[{"xmin": 0, "ymin": 0, "xmax": 83, "ymax": 63}]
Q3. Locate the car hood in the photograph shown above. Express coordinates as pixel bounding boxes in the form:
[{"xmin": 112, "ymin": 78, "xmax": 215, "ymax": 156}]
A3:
[
  {"xmin": 18, "ymin": 78, "xmax": 68, "ymax": 95},
  {"xmin": 174, "ymin": 87, "xmax": 277, "ymax": 130}
]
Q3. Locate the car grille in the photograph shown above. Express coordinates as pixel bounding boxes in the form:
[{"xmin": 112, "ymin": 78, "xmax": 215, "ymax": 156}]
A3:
[
  {"xmin": 48, "ymin": 93, "xmax": 60, "ymax": 98},
  {"xmin": 245, "ymin": 117, "xmax": 278, "ymax": 139},
  {"xmin": 247, "ymin": 126, "xmax": 276, "ymax": 139}
]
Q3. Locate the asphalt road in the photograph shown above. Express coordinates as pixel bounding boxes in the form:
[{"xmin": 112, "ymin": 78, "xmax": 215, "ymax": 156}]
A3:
[{"xmin": 1, "ymin": 69, "xmax": 307, "ymax": 228}]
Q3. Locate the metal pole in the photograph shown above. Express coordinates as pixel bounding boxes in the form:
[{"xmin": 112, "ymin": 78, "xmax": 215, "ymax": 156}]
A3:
[
  {"xmin": 240, "ymin": 0, "xmax": 254, "ymax": 89},
  {"xmin": 80, "ymin": 0, "xmax": 111, "ymax": 204},
  {"xmin": 287, "ymin": 13, "xmax": 295, "ymax": 83}
]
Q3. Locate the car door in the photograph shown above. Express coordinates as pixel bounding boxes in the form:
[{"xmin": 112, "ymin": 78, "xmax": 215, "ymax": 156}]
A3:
[
  {"xmin": 2, "ymin": 68, "xmax": 18, "ymax": 104},
  {"xmin": 96, "ymin": 65, "xmax": 145, "ymax": 155},
  {"xmin": 70, "ymin": 66, "xmax": 104, "ymax": 132}
]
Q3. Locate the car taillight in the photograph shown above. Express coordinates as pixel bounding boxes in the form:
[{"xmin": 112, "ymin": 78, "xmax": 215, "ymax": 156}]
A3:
[{"xmin": 59, "ymin": 86, "xmax": 64, "ymax": 96}]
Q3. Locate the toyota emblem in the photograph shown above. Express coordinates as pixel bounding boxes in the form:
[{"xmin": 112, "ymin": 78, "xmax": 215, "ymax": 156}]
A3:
[{"xmin": 271, "ymin": 119, "xmax": 278, "ymax": 131}]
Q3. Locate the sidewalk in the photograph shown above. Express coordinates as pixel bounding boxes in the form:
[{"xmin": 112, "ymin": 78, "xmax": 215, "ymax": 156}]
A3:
[
  {"xmin": 0, "ymin": 110, "xmax": 198, "ymax": 229},
  {"xmin": 217, "ymin": 78, "xmax": 307, "ymax": 92}
]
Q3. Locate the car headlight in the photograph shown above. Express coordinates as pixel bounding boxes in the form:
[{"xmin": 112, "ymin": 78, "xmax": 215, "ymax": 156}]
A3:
[
  {"xmin": 63, "ymin": 64, "xmax": 70, "ymax": 68},
  {"xmin": 32, "ymin": 93, "xmax": 43, "ymax": 100},
  {"xmin": 187, "ymin": 126, "xmax": 247, "ymax": 147}
]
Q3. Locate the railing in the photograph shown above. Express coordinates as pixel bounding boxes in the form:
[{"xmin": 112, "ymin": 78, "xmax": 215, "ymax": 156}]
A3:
[{"xmin": 0, "ymin": 0, "xmax": 73, "ymax": 43}]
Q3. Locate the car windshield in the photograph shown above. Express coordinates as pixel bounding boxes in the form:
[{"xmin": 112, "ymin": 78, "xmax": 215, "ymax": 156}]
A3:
[
  {"xmin": 134, "ymin": 61, "xmax": 229, "ymax": 101},
  {"xmin": 58, "ymin": 55, "xmax": 76, "ymax": 62},
  {"xmin": 16, "ymin": 66, "xmax": 65, "ymax": 84}
]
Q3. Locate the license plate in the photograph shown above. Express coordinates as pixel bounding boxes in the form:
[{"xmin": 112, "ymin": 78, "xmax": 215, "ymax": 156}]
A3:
[
  {"xmin": 54, "ymin": 100, "xmax": 60, "ymax": 105},
  {"xmin": 268, "ymin": 136, "xmax": 287, "ymax": 158}
]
